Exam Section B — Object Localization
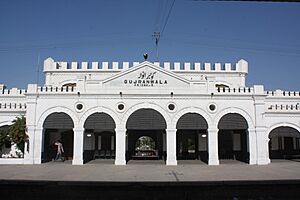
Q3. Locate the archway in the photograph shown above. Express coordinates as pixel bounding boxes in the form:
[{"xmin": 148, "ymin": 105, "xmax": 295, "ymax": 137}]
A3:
[
  {"xmin": 42, "ymin": 112, "xmax": 74, "ymax": 163},
  {"xmin": 83, "ymin": 112, "xmax": 116, "ymax": 163},
  {"xmin": 269, "ymin": 126, "xmax": 300, "ymax": 160},
  {"xmin": 126, "ymin": 108, "xmax": 166, "ymax": 162},
  {"xmin": 176, "ymin": 113, "xmax": 208, "ymax": 162},
  {"xmin": 218, "ymin": 113, "xmax": 249, "ymax": 163}
]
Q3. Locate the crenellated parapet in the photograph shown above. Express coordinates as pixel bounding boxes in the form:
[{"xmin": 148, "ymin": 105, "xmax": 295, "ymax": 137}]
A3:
[
  {"xmin": 264, "ymin": 90, "xmax": 300, "ymax": 113},
  {"xmin": 0, "ymin": 88, "xmax": 27, "ymax": 96},
  {"xmin": 267, "ymin": 103, "xmax": 300, "ymax": 112},
  {"xmin": 44, "ymin": 57, "xmax": 248, "ymax": 73},
  {"xmin": 0, "ymin": 87, "xmax": 27, "ymax": 113},
  {"xmin": 37, "ymin": 86, "xmax": 76, "ymax": 93},
  {"xmin": 215, "ymin": 87, "xmax": 254, "ymax": 94},
  {"xmin": 43, "ymin": 58, "xmax": 248, "ymax": 88},
  {"xmin": 266, "ymin": 90, "xmax": 300, "ymax": 98},
  {"xmin": 0, "ymin": 102, "xmax": 27, "ymax": 112}
]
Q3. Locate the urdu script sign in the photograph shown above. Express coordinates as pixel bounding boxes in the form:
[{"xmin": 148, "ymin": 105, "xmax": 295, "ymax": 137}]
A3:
[{"xmin": 123, "ymin": 70, "xmax": 168, "ymax": 87}]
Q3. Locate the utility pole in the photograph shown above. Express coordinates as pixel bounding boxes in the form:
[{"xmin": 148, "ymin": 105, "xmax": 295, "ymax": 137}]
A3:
[{"xmin": 152, "ymin": 31, "xmax": 160, "ymax": 62}]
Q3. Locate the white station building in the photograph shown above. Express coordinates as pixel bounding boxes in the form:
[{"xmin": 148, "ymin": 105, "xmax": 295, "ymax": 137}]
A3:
[{"xmin": 0, "ymin": 57, "xmax": 300, "ymax": 165}]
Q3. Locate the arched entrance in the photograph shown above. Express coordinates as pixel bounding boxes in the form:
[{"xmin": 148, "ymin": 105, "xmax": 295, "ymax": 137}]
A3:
[
  {"xmin": 269, "ymin": 126, "xmax": 300, "ymax": 160},
  {"xmin": 218, "ymin": 113, "xmax": 249, "ymax": 163},
  {"xmin": 126, "ymin": 108, "xmax": 166, "ymax": 162},
  {"xmin": 83, "ymin": 112, "xmax": 116, "ymax": 163},
  {"xmin": 42, "ymin": 112, "xmax": 74, "ymax": 162},
  {"xmin": 176, "ymin": 113, "xmax": 208, "ymax": 162}
]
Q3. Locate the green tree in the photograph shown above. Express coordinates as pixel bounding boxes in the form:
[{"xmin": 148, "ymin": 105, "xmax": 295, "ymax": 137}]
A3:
[
  {"xmin": 8, "ymin": 116, "xmax": 27, "ymax": 153},
  {"xmin": 0, "ymin": 126, "xmax": 9, "ymax": 149}
]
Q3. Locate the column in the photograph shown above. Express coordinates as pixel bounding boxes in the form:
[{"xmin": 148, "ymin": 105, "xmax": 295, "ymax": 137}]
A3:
[
  {"xmin": 72, "ymin": 128, "xmax": 84, "ymax": 165},
  {"xmin": 252, "ymin": 85, "xmax": 268, "ymax": 165},
  {"xmin": 33, "ymin": 128, "xmax": 43, "ymax": 164},
  {"xmin": 256, "ymin": 127, "xmax": 270, "ymax": 165},
  {"xmin": 248, "ymin": 128, "xmax": 257, "ymax": 165},
  {"xmin": 23, "ymin": 126, "xmax": 35, "ymax": 164},
  {"xmin": 208, "ymin": 128, "xmax": 219, "ymax": 165},
  {"xmin": 166, "ymin": 129, "xmax": 177, "ymax": 165},
  {"xmin": 115, "ymin": 129, "xmax": 126, "ymax": 165}
]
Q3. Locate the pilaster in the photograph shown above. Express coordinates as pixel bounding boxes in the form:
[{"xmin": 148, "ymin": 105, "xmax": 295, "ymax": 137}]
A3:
[
  {"xmin": 248, "ymin": 128, "xmax": 257, "ymax": 165},
  {"xmin": 72, "ymin": 128, "xmax": 84, "ymax": 165},
  {"xmin": 166, "ymin": 129, "xmax": 177, "ymax": 165},
  {"xmin": 256, "ymin": 127, "xmax": 270, "ymax": 165},
  {"xmin": 208, "ymin": 128, "xmax": 219, "ymax": 165},
  {"xmin": 33, "ymin": 128, "xmax": 43, "ymax": 164},
  {"xmin": 23, "ymin": 126, "xmax": 35, "ymax": 164},
  {"xmin": 115, "ymin": 129, "xmax": 126, "ymax": 165},
  {"xmin": 253, "ymin": 86, "xmax": 269, "ymax": 165}
]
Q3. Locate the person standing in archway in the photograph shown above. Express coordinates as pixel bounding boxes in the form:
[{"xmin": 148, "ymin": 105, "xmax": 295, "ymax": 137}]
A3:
[{"xmin": 54, "ymin": 140, "xmax": 64, "ymax": 161}]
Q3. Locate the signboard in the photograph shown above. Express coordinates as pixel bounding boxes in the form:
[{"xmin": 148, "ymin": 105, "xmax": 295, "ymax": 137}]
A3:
[
  {"xmin": 102, "ymin": 64, "xmax": 190, "ymax": 88},
  {"xmin": 123, "ymin": 70, "xmax": 167, "ymax": 87}
]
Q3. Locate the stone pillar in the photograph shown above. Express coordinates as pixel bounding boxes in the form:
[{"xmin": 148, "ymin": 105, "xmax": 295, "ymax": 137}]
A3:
[
  {"xmin": 115, "ymin": 129, "xmax": 126, "ymax": 165},
  {"xmin": 25, "ymin": 85, "xmax": 39, "ymax": 164},
  {"xmin": 248, "ymin": 128, "xmax": 257, "ymax": 165},
  {"xmin": 253, "ymin": 85, "xmax": 268, "ymax": 165},
  {"xmin": 208, "ymin": 128, "xmax": 219, "ymax": 165},
  {"xmin": 33, "ymin": 128, "xmax": 43, "ymax": 164},
  {"xmin": 166, "ymin": 129, "xmax": 177, "ymax": 165},
  {"xmin": 72, "ymin": 128, "xmax": 84, "ymax": 165},
  {"xmin": 23, "ymin": 126, "xmax": 35, "ymax": 164},
  {"xmin": 256, "ymin": 127, "xmax": 270, "ymax": 164}
]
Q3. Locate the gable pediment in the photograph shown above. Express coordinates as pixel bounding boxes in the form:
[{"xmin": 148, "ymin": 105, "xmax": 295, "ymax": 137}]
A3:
[{"xmin": 102, "ymin": 61, "xmax": 191, "ymax": 88}]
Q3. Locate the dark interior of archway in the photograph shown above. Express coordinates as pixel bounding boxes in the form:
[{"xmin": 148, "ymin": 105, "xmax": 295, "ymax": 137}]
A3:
[
  {"xmin": 176, "ymin": 113, "xmax": 209, "ymax": 162},
  {"xmin": 43, "ymin": 129, "xmax": 74, "ymax": 162},
  {"xmin": 269, "ymin": 127, "xmax": 300, "ymax": 159},
  {"xmin": 126, "ymin": 109, "xmax": 167, "ymax": 162},
  {"xmin": 218, "ymin": 113, "xmax": 249, "ymax": 163},
  {"xmin": 42, "ymin": 113, "xmax": 74, "ymax": 163},
  {"xmin": 83, "ymin": 113, "xmax": 116, "ymax": 163}
]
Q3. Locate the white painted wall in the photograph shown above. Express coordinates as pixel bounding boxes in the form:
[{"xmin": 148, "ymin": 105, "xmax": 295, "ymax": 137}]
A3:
[{"xmin": 0, "ymin": 59, "xmax": 299, "ymax": 165}]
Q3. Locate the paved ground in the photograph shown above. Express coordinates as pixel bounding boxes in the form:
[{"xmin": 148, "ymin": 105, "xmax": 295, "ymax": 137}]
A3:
[{"xmin": 0, "ymin": 159, "xmax": 300, "ymax": 182}]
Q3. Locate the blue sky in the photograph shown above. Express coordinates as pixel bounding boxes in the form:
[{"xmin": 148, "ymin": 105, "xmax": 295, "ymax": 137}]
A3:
[{"xmin": 0, "ymin": 0, "xmax": 299, "ymax": 91}]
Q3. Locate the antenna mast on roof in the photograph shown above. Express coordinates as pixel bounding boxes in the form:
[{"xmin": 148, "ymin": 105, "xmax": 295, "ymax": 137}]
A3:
[{"xmin": 152, "ymin": 31, "xmax": 160, "ymax": 62}]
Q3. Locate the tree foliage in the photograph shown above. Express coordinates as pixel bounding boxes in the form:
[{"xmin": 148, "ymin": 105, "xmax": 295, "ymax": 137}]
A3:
[
  {"xmin": 8, "ymin": 116, "xmax": 27, "ymax": 153},
  {"xmin": 135, "ymin": 136, "xmax": 155, "ymax": 150},
  {"xmin": 0, "ymin": 126, "xmax": 9, "ymax": 149}
]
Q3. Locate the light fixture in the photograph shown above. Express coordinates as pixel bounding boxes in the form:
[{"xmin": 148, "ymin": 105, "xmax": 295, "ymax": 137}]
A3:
[
  {"xmin": 201, "ymin": 134, "xmax": 207, "ymax": 138},
  {"xmin": 87, "ymin": 133, "xmax": 92, "ymax": 137}
]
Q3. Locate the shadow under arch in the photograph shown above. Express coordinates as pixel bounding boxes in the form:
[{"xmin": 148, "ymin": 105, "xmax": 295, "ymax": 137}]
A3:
[
  {"xmin": 268, "ymin": 126, "xmax": 300, "ymax": 160},
  {"xmin": 83, "ymin": 112, "xmax": 116, "ymax": 163},
  {"xmin": 126, "ymin": 108, "xmax": 167, "ymax": 163},
  {"xmin": 217, "ymin": 113, "xmax": 249, "ymax": 163},
  {"xmin": 176, "ymin": 113, "xmax": 209, "ymax": 163},
  {"xmin": 42, "ymin": 112, "xmax": 74, "ymax": 163}
]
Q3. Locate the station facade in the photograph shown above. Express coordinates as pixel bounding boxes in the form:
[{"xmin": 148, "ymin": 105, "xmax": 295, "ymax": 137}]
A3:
[{"xmin": 0, "ymin": 57, "xmax": 300, "ymax": 165}]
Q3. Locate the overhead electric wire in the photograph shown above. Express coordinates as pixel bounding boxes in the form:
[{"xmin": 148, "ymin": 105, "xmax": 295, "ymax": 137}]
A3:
[
  {"xmin": 152, "ymin": 0, "xmax": 176, "ymax": 61},
  {"xmin": 161, "ymin": 0, "xmax": 176, "ymax": 36},
  {"xmin": 0, "ymin": 36, "xmax": 150, "ymax": 53},
  {"xmin": 189, "ymin": 0, "xmax": 300, "ymax": 2},
  {"xmin": 164, "ymin": 37, "xmax": 300, "ymax": 56}
]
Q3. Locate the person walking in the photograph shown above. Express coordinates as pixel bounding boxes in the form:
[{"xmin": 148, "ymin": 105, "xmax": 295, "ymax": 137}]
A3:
[{"xmin": 54, "ymin": 140, "xmax": 64, "ymax": 161}]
